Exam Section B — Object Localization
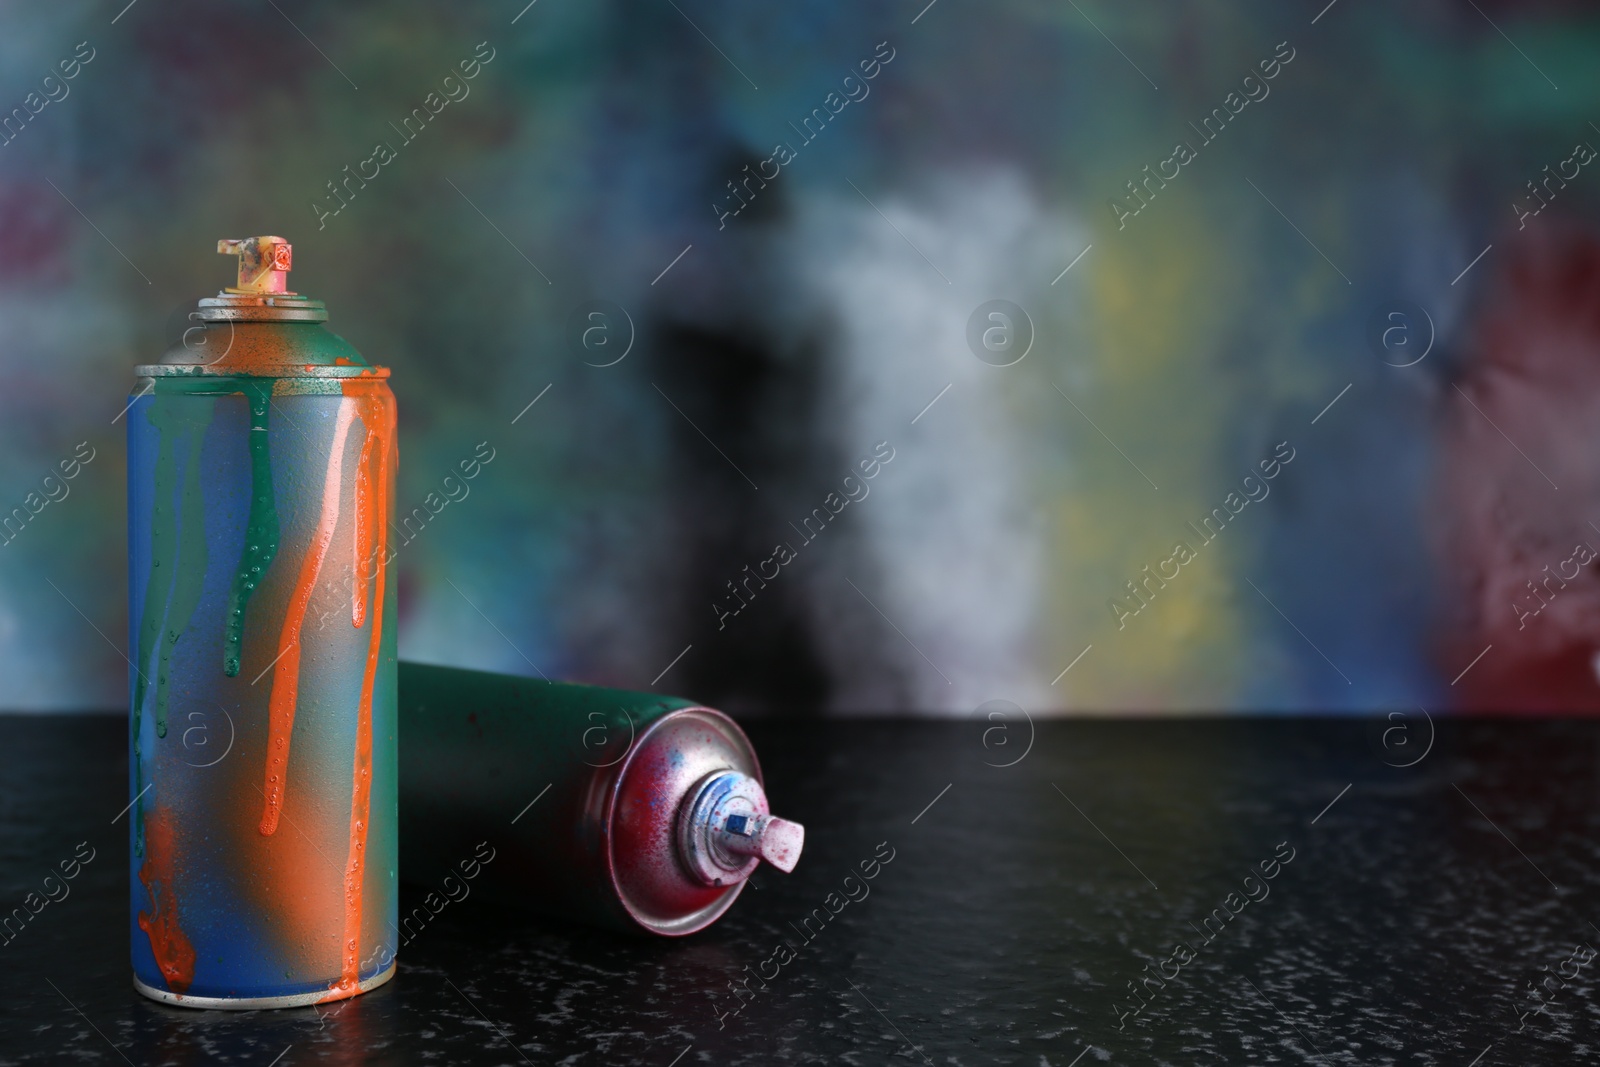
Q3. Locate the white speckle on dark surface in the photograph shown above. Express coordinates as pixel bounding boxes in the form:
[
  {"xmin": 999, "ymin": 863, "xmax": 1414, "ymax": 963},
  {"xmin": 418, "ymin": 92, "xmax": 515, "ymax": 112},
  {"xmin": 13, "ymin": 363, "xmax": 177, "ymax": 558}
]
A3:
[{"xmin": 3, "ymin": 716, "xmax": 1598, "ymax": 1064}]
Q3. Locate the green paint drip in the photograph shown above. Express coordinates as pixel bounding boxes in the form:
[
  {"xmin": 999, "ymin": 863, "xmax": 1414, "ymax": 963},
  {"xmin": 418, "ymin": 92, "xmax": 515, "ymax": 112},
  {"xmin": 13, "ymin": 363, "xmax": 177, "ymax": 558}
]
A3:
[
  {"xmin": 153, "ymin": 407, "xmax": 213, "ymax": 741},
  {"xmin": 129, "ymin": 397, "xmax": 176, "ymax": 858},
  {"xmin": 133, "ymin": 404, "xmax": 182, "ymax": 744},
  {"xmin": 222, "ymin": 381, "xmax": 280, "ymax": 677},
  {"xmin": 129, "ymin": 393, "xmax": 213, "ymax": 853}
]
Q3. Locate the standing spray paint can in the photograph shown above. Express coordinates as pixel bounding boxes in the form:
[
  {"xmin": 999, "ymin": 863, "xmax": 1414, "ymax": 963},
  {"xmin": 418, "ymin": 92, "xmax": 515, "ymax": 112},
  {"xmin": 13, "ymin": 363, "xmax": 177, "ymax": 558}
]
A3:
[
  {"xmin": 397, "ymin": 662, "xmax": 804, "ymax": 936},
  {"xmin": 127, "ymin": 237, "xmax": 399, "ymax": 1008}
]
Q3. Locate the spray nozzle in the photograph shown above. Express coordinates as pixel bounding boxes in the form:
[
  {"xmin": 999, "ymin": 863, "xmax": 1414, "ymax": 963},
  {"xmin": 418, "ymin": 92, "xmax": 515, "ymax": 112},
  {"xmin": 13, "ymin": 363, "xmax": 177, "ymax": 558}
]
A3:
[
  {"xmin": 218, "ymin": 236, "xmax": 294, "ymax": 295},
  {"xmin": 678, "ymin": 770, "xmax": 805, "ymax": 885}
]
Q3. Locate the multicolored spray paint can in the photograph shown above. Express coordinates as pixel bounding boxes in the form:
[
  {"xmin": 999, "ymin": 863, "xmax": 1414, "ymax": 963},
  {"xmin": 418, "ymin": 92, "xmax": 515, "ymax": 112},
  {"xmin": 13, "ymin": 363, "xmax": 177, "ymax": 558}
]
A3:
[
  {"xmin": 127, "ymin": 237, "xmax": 399, "ymax": 1008},
  {"xmin": 397, "ymin": 661, "xmax": 804, "ymax": 935}
]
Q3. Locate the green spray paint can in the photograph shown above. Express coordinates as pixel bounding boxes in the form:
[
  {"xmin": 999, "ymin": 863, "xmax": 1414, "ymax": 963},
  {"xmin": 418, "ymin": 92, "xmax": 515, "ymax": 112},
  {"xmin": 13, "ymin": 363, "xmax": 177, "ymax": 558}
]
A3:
[{"xmin": 397, "ymin": 661, "xmax": 805, "ymax": 935}]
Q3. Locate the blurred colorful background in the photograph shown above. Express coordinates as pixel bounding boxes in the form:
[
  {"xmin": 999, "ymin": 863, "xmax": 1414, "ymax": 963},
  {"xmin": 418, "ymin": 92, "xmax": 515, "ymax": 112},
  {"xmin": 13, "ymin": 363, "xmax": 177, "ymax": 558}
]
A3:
[{"xmin": 2, "ymin": 0, "xmax": 1598, "ymax": 714}]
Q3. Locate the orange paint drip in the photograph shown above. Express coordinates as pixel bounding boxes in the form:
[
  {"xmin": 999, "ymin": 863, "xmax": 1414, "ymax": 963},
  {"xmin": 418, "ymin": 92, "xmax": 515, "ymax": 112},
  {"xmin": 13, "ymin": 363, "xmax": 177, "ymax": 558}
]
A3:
[
  {"xmin": 329, "ymin": 387, "xmax": 395, "ymax": 998},
  {"xmin": 351, "ymin": 429, "xmax": 376, "ymax": 627},
  {"xmin": 259, "ymin": 400, "xmax": 357, "ymax": 837},
  {"xmin": 137, "ymin": 807, "xmax": 197, "ymax": 995}
]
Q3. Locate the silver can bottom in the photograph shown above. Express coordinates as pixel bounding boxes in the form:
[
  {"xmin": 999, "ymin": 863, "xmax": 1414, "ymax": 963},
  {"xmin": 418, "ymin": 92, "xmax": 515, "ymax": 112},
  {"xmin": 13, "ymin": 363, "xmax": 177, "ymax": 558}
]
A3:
[{"xmin": 133, "ymin": 961, "xmax": 397, "ymax": 1011}]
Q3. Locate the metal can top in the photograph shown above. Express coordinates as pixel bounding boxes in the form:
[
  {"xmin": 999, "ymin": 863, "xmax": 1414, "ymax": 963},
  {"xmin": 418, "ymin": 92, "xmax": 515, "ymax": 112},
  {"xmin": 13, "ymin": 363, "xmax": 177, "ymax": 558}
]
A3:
[
  {"xmin": 608, "ymin": 708, "xmax": 805, "ymax": 935},
  {"xmin": 136, "ymin": 236, "xmax": 386, "ymax": 380},
  {"xmin": 198, "ymin": 236, "xmax": 326, "ymax": 322},
  {"xmin": 193, "ymin": 292, "xmax": 328, "ymax": 324}
]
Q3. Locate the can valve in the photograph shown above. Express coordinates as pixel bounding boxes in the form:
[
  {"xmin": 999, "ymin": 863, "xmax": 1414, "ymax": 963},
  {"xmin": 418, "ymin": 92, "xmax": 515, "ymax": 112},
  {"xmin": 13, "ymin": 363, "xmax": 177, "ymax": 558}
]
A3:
[
  {"xmin": 218, "ymin": 236, "xmax": 294, "ymax": 294},
  {"xmin": 678, "ymin": 771, "xmax": 805, "ymax": 886}
]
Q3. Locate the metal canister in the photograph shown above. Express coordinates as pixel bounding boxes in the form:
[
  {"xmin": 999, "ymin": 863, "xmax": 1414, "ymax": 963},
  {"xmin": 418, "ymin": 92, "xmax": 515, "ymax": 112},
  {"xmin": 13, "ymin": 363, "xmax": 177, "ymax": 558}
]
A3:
[
  {"xmin": 397, "ymin": 661, "xmax": 804, "ymax": 935},
  {"xmin": 127, "ymin": 237, "xmax": 399, "ymax": 1008}
]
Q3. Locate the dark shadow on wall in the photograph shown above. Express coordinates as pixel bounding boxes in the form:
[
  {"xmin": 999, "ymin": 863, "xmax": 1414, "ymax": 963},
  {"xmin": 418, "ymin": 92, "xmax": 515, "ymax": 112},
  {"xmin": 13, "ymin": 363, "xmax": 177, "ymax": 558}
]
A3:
[{"xmin": 647, "ymin": 317, "xmax": 835, "ymax": 717}]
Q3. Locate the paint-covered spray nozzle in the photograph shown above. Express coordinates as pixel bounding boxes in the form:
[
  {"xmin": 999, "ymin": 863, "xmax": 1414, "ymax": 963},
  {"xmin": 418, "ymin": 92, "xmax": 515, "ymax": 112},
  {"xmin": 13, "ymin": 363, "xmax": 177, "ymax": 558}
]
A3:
[
  {"xmin": 218, "ymin": 236, "xmax": 294, "ymax": 294},
  {"xmin": 679, "ymin": 771, "xmax": 805, "ymax": 883},
  {"xmin": 197, "ymin": 237, "xmax": 324, "ymax": 324}
]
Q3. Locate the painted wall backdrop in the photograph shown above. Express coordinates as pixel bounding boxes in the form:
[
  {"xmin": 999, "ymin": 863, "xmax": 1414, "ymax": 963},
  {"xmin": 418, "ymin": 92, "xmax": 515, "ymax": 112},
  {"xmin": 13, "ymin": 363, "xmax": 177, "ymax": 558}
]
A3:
[{"xmin": 1, "ymin": 0, "xmax": 1597, "ymax": 714}]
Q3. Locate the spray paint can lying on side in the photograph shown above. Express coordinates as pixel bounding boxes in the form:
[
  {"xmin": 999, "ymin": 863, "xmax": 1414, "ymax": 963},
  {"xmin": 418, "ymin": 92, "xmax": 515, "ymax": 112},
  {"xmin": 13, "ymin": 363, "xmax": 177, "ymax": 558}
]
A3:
[
  {"xmin": 397, "ymin": 661, "xmax": 804, "ymax": 935},
  {"xmin": 127, "ymin": 237, "xmax": 399, "ymax": 1008}
]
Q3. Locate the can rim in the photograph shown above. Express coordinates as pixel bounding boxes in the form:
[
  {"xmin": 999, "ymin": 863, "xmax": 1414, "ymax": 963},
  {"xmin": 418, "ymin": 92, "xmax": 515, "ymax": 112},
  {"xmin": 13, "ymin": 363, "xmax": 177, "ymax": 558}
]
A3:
[
  {"xmin": 132, "ymin": 960, "xmax": 396, "ymax": 1010},
  {"xmin": 134, "ymin": 364, "xmax": 390, "ymax": 379},
  {"xmin": 606, "ymin": 706, "xmax": 762, "ymax": 936},
  {"xmin": 195, "ymin": 293, "xmax": 329, "ymax": 323}
]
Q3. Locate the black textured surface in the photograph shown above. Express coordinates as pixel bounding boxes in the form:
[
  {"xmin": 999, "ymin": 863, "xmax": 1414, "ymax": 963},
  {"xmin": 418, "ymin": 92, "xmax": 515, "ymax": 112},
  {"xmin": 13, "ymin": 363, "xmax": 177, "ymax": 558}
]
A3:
[{"xmin": 2, "ymin": 713, "xmax": 1598, "ymax": 1065}]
